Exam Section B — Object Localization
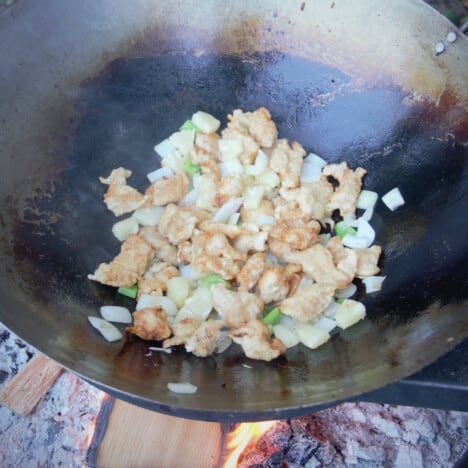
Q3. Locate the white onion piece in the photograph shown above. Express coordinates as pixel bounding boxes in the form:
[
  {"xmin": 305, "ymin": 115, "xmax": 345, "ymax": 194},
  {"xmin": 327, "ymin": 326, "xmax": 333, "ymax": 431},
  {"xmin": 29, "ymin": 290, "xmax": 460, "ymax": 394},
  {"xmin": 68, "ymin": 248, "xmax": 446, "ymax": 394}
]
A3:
[
  {"xmin": 218, "ymin": 139, "xmax": 243, "ymax": 161},
  {"xmin": 360, "ymin": 206, "xmax": 375, "ymax": 222},
  {"xmin": 245, "ymin": 150, "xmax": 268, "ymax": 176},
  {"xmin": 297, "ymin": 276, "xmax": 314, "ymax": 290},
  {"xmin": 255, "ymin": 169, "xmax": 280, "ymax": 189},
  {"xmin": 88, "ymin": 317, "xmax": 123, "ymax": 342},
  {"xmin": 133, "ymin": 206, "xmax": 164, "ymax": 226},
  {"xmin": 179, "ymin": 287, "xmax": 212, "ymax": 321},
  {"xmin": 343, "ymin": 219, "xmax": 375, "ymax": 249},
  {"xmin": 304, "ymin": 152, "xmax": 327, "ymax": 167},
  {"xmin": 147, "ymin": 166, "xmax": 173, "ymax": 183},
  {"xmin": 227, "ymin": 213, "xmax": 240, "ymax": 225},
  {"xmin": 112, "ymin": 217, "xmax": 139, "ymax": 242},
  {"xmin": 313, "ymin": 316, "xmax": 337, "ymax": 333},
  {"xmin": 382, "ymin": 187, "xmax": 405, "ymax": 211},
  {"xmin": 192, "ymin": 173, "xmax": 202, "ymax": 189},
  {"xmin": 323, "ymin": 301, "xmax": 341, "ymax": 318},
  {"xmin": 255, "ymin": 215, "xmax": 276, "ymax": 227},
  {"xmin": 178, "ymin": 189, "xmax": 198, "ymax": 206},
  {"xmin": 343, "ymin": 213, "xmax": 360, "ymax": 228},
  {"xmin": 222, "ymin": 158, "xmax": 244, "ymax": 175},
  {"xmin": 319, "ymin": 233, "xmax": 331, "ymax": 245},
  {"xmin": 167, "ymin": 382, "xmax": 198, "ymax": 394},
  {"xmin": 154, "ymin": 139, "xmax": 174, "ymax": 158},
  {"xmin": 265, "ymin": 252, "xmax": 279, "ymax": 265},
  {"xmin": 214, "ymin": 332, "xmax": 232, "ymax": 354},
  {"xmin": 335, "ymin": 283, "xmax": 357, "ymax": 299},
  {"xmin": 100, "ymin": 306, "xmax": 132, "ymax": 324},
  {"xmin": 179, "ymin": 264, "xmax": 204, "ymax": 282},
  {"xmin": 357, "ymin": 190, "xmax": 378, "ymax": 210},
  {"xmin": 161, "ymin": 150, "xmax": 185, "ymax": 174},
  {"xmin": 169, "ymin": 130, "xmax": 195, "ymax": 157},
  {"xmin": 212, "ymin": 197, "xmax": 244, "ymax": 223},
  {"xmin": 296, "ymin": 325, "xmax": 330, "ymax": 349},
  {"xmin": 148, "ymin": 346, "xmax": 172, "ymax": 354},
  {"xmin": 272, "ymin": 324, "xmax": 300, "ymax": 348},
  {"xmin": 335, "ymin": 299, "xmax": 366, "ymax": 329},
  {"xmin": 300, "ymin": 163, "xmax": 322, "ymax": 183},
  {"xmin": 243, "ymin": 186, "xmax": 265, "ymax": 210},
  {"xmin": 136, "ymin": 294, "xmax": 178, "ymax": 316},
  {"xmin": 363, "ymin": 275, "xmax": 386, "ymax": 293}
]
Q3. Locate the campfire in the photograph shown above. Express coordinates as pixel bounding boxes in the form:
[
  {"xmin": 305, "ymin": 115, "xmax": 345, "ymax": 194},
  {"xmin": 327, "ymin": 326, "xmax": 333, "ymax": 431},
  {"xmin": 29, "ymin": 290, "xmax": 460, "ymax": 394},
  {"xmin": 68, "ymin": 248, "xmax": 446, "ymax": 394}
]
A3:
[{"xmin": 1, "ymin": 327, "xmax": 467, "ymax": 467}]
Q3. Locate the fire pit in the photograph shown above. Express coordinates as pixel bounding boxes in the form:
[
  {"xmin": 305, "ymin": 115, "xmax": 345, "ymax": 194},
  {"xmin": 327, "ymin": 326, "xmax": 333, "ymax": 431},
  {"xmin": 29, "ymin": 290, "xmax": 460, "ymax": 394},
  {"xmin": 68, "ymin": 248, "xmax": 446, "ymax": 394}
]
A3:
[{"xmin": 1, "ymin": 325, "xmax": 467, "ymax": 467}]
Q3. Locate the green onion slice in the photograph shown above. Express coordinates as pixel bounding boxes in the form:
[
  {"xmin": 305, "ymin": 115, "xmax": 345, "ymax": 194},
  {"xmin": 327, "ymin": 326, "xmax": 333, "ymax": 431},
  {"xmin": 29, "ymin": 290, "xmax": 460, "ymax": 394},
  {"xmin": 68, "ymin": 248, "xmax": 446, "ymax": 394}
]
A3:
[
  {"xmin": 262, "ymin": 307, "xmax": 282, "ymax": 326},
  {"xmin": 184, "ymin": 159, "xmax": 201, "ymax": 176},
  {"xmin": 117, "ymin": 285, "xmax": 138, "ymax": 299},
  {"xmin": 200, "ymin": 274, "xmax": 232, "ymax": 289},
  {"xmin": 334, "ymin": 221, "xmax": 357, "ymax": 239},
  {"xmin": 180, "ymin": 120, "xmax": 200, "ymax": 132}
]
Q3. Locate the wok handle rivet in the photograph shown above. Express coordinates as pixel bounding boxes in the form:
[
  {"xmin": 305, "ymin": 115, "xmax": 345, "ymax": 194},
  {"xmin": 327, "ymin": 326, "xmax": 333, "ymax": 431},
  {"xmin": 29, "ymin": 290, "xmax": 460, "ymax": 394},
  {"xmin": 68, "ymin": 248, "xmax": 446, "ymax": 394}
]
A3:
[
  {"xmin": 434, "ymin": 42, "xmax": 445, "ymax": 55},
  {"xmin": 446, "ymin": 31, "xmax": 457, "ymax": 43}
]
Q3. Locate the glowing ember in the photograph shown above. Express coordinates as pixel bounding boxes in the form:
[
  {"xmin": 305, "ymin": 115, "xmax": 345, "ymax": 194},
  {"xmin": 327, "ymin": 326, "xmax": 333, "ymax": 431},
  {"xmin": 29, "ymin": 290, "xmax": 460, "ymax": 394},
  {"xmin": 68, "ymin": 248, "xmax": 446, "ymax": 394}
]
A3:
[
  {"xmin": 82, "ymin": 391, "xmax": 108, "ymax": 448},
  {"xmin": 223, "ymin": 421, "xmax": 277, "ymax": 468}
]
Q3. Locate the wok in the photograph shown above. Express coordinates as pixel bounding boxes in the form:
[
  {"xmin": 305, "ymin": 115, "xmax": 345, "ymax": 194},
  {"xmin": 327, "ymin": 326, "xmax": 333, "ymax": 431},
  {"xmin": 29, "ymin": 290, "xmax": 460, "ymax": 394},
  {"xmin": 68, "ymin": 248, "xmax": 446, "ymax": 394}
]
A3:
[{"xmin": 0, "ymin": 0, "xmax": 467, "ymax": 422}]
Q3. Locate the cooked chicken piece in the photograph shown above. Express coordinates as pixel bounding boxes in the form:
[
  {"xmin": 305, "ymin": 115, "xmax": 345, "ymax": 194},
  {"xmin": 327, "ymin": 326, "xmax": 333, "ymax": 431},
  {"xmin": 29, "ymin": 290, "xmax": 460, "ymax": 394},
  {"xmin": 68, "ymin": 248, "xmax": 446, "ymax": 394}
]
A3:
[
  {"xmin": 355, "ymin": 245, "xmax": 382, "ymax": 278},
  {"xmin": 195, "ymin": 132, "xmax": 220, "ymax": 155},
  {"xmin": 269, "ymin": 220, "xmax": 320, "ymax": 250},
  {"xmin": 258, "ymin": 266, "xmax": 290, "ymax": 304},
  {"xmin": 215, "ymin": 174, "xmax": 244, "ymax": 207},
  {"xmin": 233, "ymin": 231, "xmax": 268, "ymax": 253},
  {"xmin": 198, "ymin": 220, "xmax": 254, "ymax": 239},
  {"xmin": 99, "ymin": 167, "xmax": 147, "ymax": 216},
  {"xmin": 226, "ymin": 107, "xmax": 277, "ymax": 149},
  {"xmin": 177, "ymin": 241, "xmax": 193, "ymax": 264},
  {"xmin": 137, "ymin": 261, "xmax": 179, "ymax": 297},
  {"xmin": 322, "ymin": 162, "xmax": 367, "ymax": 216},
  {"xmin": 139, "ymin": 227, "xmax": 178, "ymax": 265},
  {"xmin": 163, "ymin": 317, "xmax": 200, "ymax": 348},
  {"xmin": 192, "ymin": 232, "xmax": 246, "ymax": 280},
  {"xmin": 285, "ymin": 244, "xmax": 351, "ymax": 289},
  {"xmin": 229, "ymin": 319, "xmax": 285, "ymax": 361},
  {"xmin": 269, "ymin": 139, "xmax": 306, "ymax": 189},
  {"xmin": 237, "ymin": 252, "xmax": 267, "ymax": 291},
  {"xmin": 326, "ymin": 236, "xmax": 358, "ymax": 282},
  {"xmin": 191, "ymin": 147, "xmax": 222, "ymax": 179},
  {"xmin": 145, "ymin": 172, "xmax": 189, "ymax": 206},
  {"xmin": 127, "ymin": 306, "xmax": 171, "ymax": 341},
  {"xmin": 211, "ymin": 283, "xmax": 264, "ymax": 329},
  {"xmin": 88, "ymin": 234, "xmax": 154, "ymax": 287},
  {"xmin": 158, "ymin": 204, "xmax": 198, "ymax": 245},
  {"xmin": 240, "ymin": 198, "xmax": 275, "ymax": 225},
  {"xmin": 221, "ymin": 127, "xmax": 259, "ymax": 165},
  {"xmin": 267, "ymin": 239, "xmax": 295, "ymax": 263},
  {"xmin": 280, "ymin": 283, "xmax": 335, "ymax": 323},
  {"xmin": 185, "ymin": 320, "xmax": 224, "ymax": 357},
  {"xmin": 302, "ymin": 177, "xmax": 335, "ymax": 219},
  {"xmin": 257, "ymin": 262, "xmax": 303, "ymax": 304}
]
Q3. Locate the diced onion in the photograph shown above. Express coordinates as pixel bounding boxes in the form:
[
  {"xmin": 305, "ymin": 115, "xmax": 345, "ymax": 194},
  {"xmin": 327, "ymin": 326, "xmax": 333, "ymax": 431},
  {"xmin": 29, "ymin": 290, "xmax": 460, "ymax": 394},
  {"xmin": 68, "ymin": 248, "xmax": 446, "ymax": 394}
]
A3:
[
  {"xmin": 313, "ymin": 316, "xmax": 337, "ymax": 333},
  {"xmin": 335, "ymin": 299, "xmax": 366, "ymax": 329},
  {"xmin": 357, "ymin": 190, "xmax": 378, "ymax": 210},
  {"xmin": 362, "ymin": 275, "xmax": 386, "ymax": 293},
  {"xmin": 323, "ymin": 301, "xmax": 341, "ymax": 318},
  {"xmin": 335, "ymin": 283, "xmax": 357, "ymax": 299},
  {"xmin": 343, "ymin": 213, "xmax": 360, "ymax": 228},
  {"xmin": 88, "ymin": 316, "xmax": 123, "ymax": 342},
  {"xmin": 192, "ymin": 111, "xmax": 221, "ymax": 134},
  {"xmin": 167, "ymin": 277, "xmax": 191, "ymax": 308},
  {"xmin": 300, "ymin": 163, "xmax": 322, "ymax": 183},
  {"xmin": 178, "ymin": 286, "xmax": 212, "ymax": 321},
  {"xmin": 167, "ymin": 382, "xmax": 198, "ymax": 394},
  {"xmin": 304, "ymin": 152, "xmax": 327, "ymax": 167},
  {"xmin": 147, "ymin": 166, "xmax": 173, "ymax": 183},
  {"xmin": 296, "ymin": 325, "xmax": 330, "ymax": 349},
  {"xmin": 382, "ymin": 187, "xmax": 405, "ymax": 211},
  {"xmin": 265, "ymin": 252, "xmax": 279, "ymax": 265},
  {"xmin": 272, "ymin": 324, "xmax": 300, "ymax": 348},
  {"xmin": 100, "ymin": 306, "xmax": 132, "ymax": 324},
  {"xmin": 243, "ymin": 186, "xmax": 265, "ymax": 210},
  {"xmin": 161, "ymin": 150, "xmax": 186, "ymax": 174},
  {"xmin": 342, "ymin": 219, "xmax": 375, "ymax": 249},
  {"xmin": 133, "ymin": 206, "xmax": 164, "ymax": 226},
  {"xmin": 221, "ymin": 158, "xmax": 244, "ymax": 175},
  {"xmin": 179, "ymin": 264, "xmax": 204, "ymax": 282},
  {"xmin": 212, "ymin": 197, "xmax": 244, "ymax": 223},
  {"xmin": 245, "ymin": 150, "xmax": 268, "ymax": 176},
  {"xmin": 214, "ymin": 332, "xmax": 232, "ymax": 353},
  {"xmin": 360, "ymin": 206, "xmax": 375, "ymax": 222},
  {"xmin": 169, "ymin": 130, "xmax": 195, "ymax": 157},
  {"xmin": 255, "ymin": 169, "xmax": 280, "ymax": 189},
  {"xmin": 319, "ymin": 233, "xmax": 331, "ymax": 245},
  {"xmin": 154, "ymin": 139, "xmax": 174, "ymax": 158},
  {"xmin": 178, "ymin": 189, "xmax": 198, "ymax": 206},
  {"xmin": 112, "ymin": 217, "xmax": 139, "ymax": 242},
  {"xmin": 218, "ymin": 139, "xmax": 243, "ymax": 161},
  {"xmin": 148, "ymin": 346, "xmax": 172, "ymax": 354},
  {"xmin": 227, "ymin": 213, "xmax": 240, "ymax": 225},
  {"xmin": 255, "ymin": 215, "xmax": 276, "ymax": 227},
  {"xmin": 136, "ymin": 294, "xmax": 178, "ymax": 316}
]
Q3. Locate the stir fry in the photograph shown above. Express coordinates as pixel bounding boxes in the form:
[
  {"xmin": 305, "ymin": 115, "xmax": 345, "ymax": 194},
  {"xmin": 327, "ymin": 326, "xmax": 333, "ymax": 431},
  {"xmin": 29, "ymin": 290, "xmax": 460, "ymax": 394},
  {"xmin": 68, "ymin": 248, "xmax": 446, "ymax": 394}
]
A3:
[{"xmin": 88, "ymin": 108, "xmax": 388, "ymax": 361}]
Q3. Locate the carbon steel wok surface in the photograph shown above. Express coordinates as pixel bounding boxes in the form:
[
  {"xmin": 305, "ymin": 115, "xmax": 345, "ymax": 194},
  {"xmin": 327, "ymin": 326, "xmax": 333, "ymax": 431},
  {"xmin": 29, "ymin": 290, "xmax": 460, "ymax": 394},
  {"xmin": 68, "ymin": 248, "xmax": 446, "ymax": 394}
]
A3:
[{"xmin": 0, "ymin": 0, "xmax": 467, "ymax": 421}]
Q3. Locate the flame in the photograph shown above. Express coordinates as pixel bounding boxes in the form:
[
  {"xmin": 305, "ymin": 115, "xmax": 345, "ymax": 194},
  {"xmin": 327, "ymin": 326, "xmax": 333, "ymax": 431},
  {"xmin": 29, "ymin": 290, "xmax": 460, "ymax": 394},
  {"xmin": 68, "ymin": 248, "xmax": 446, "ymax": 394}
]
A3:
[
  {"xmin": 83, "ymin": 391, "xmax": 108, "ymax": 448},
  {"xmin": 222, "ymin": 421, "xmax": 277, "ymax": 468}
]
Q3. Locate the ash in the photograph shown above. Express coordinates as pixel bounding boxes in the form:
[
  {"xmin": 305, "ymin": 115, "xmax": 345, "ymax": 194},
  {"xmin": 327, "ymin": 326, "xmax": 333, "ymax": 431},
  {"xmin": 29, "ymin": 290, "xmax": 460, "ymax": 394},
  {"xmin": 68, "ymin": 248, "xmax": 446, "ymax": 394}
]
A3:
[
  {"xmin": 0, "ymin": 325, "xmax": 102, "ymax": 467},
  {"xmin": 239, "ymin": 404, "xmax": 468, "ymax": 467}
]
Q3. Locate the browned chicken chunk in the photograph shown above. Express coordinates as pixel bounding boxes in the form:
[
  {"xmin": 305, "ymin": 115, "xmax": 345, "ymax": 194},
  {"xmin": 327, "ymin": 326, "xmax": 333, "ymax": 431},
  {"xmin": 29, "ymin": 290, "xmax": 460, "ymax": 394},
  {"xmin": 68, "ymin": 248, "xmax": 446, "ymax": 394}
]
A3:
[
  {"xmin": 237, "ymin": 252, "xmax": 267, "ymax": 291},
  {"xmin": 145, "ymin": 172, "xmax": 189, "ymax": 206},
  {"xmin": 127, "ymin": 306, "xmax": 171, "ymax": 341},
  {"xmin": 163, "ymin": 318, "xmax": 201, "ymax": 348},
  {"xmin": 229, "ymin": 319, "xmax": 286, "ymax": 361},
  {"xmin": 185, "ymin": 320, "xmax": 224, "ymax": 357},
  {"xmin": 269, "ymin": 139, "xmax": 306, "ymax": 189},
  {"xmin": 158, "ymin": 204, "xmax": 198, "ymax": 245},
  {"xmin": 139, "ymin": 227, "xmax": 178, "ymax": 265},
  {"xmin": 355, "ymin": 245, "xmax": 382, "ymax": 278},
  {"xmin": 137, "ymin": 261, "xmax": 179, "ymax": 297}
]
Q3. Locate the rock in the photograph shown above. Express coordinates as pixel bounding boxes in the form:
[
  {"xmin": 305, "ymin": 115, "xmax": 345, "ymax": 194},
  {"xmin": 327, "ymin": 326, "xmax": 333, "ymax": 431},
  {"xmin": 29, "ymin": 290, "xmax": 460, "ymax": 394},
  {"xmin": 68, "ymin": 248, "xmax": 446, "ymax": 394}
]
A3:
[{"xmin": 394, "ymin": 443, "xmax": 424, "ymax": 468}]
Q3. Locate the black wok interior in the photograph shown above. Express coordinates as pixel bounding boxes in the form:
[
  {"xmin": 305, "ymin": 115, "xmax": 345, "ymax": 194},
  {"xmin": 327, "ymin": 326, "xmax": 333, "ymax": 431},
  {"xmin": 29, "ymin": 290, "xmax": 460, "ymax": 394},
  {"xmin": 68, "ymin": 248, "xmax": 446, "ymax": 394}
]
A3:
[{"xmin": 0, "ymin": 1, "xmax": 467, "ymax": 422}]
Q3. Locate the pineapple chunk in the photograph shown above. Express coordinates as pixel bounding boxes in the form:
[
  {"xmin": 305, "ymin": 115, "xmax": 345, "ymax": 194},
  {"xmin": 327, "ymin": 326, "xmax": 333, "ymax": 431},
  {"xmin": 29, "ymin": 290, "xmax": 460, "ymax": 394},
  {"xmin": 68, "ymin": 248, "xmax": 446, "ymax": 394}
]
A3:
[
  {"xmin": 192, "ymin": 111, "xmax": 221, "ymax": 134},
  {"xmin": 112, "ymin": 217, "xmax": 139, "ymax": 242},
  {"xmin": 296, "ymin": 324, "xmax": 330, "ymax": 349},
  {"xmin": 219, "ymin": 139, "xmax": 243, "ymax": 161},
  {"xmin": 335, "ymin": 299, "xmax": 366, "ymax": 329},
  {"xmin": 169, "ymin": 130, "xmax": 195, "ymax": 157},
  {"xmin": 167, "ymin": 277, "xmax": 191, "ymax": 308}
]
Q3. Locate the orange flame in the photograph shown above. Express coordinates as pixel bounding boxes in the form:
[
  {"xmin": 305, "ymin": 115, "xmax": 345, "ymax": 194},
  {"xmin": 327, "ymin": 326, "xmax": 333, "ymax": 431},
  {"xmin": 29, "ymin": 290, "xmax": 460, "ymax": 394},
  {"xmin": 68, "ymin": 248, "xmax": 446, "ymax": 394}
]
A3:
[
  {"xmin": 83, "ymin": 391, "xmax": 108, "ymax": 448},
  {"xmin": 222, "ymin": 421, "xmax": 277, "ymax": 468}
]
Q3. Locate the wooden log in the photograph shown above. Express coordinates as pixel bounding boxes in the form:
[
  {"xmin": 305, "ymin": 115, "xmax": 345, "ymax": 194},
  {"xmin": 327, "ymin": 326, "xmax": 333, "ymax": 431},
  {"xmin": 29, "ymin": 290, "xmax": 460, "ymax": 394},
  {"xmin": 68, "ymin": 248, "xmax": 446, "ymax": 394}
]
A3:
[{"xmin": 0, "ymin": 354, "xmax": 62, "ymax": 416}]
